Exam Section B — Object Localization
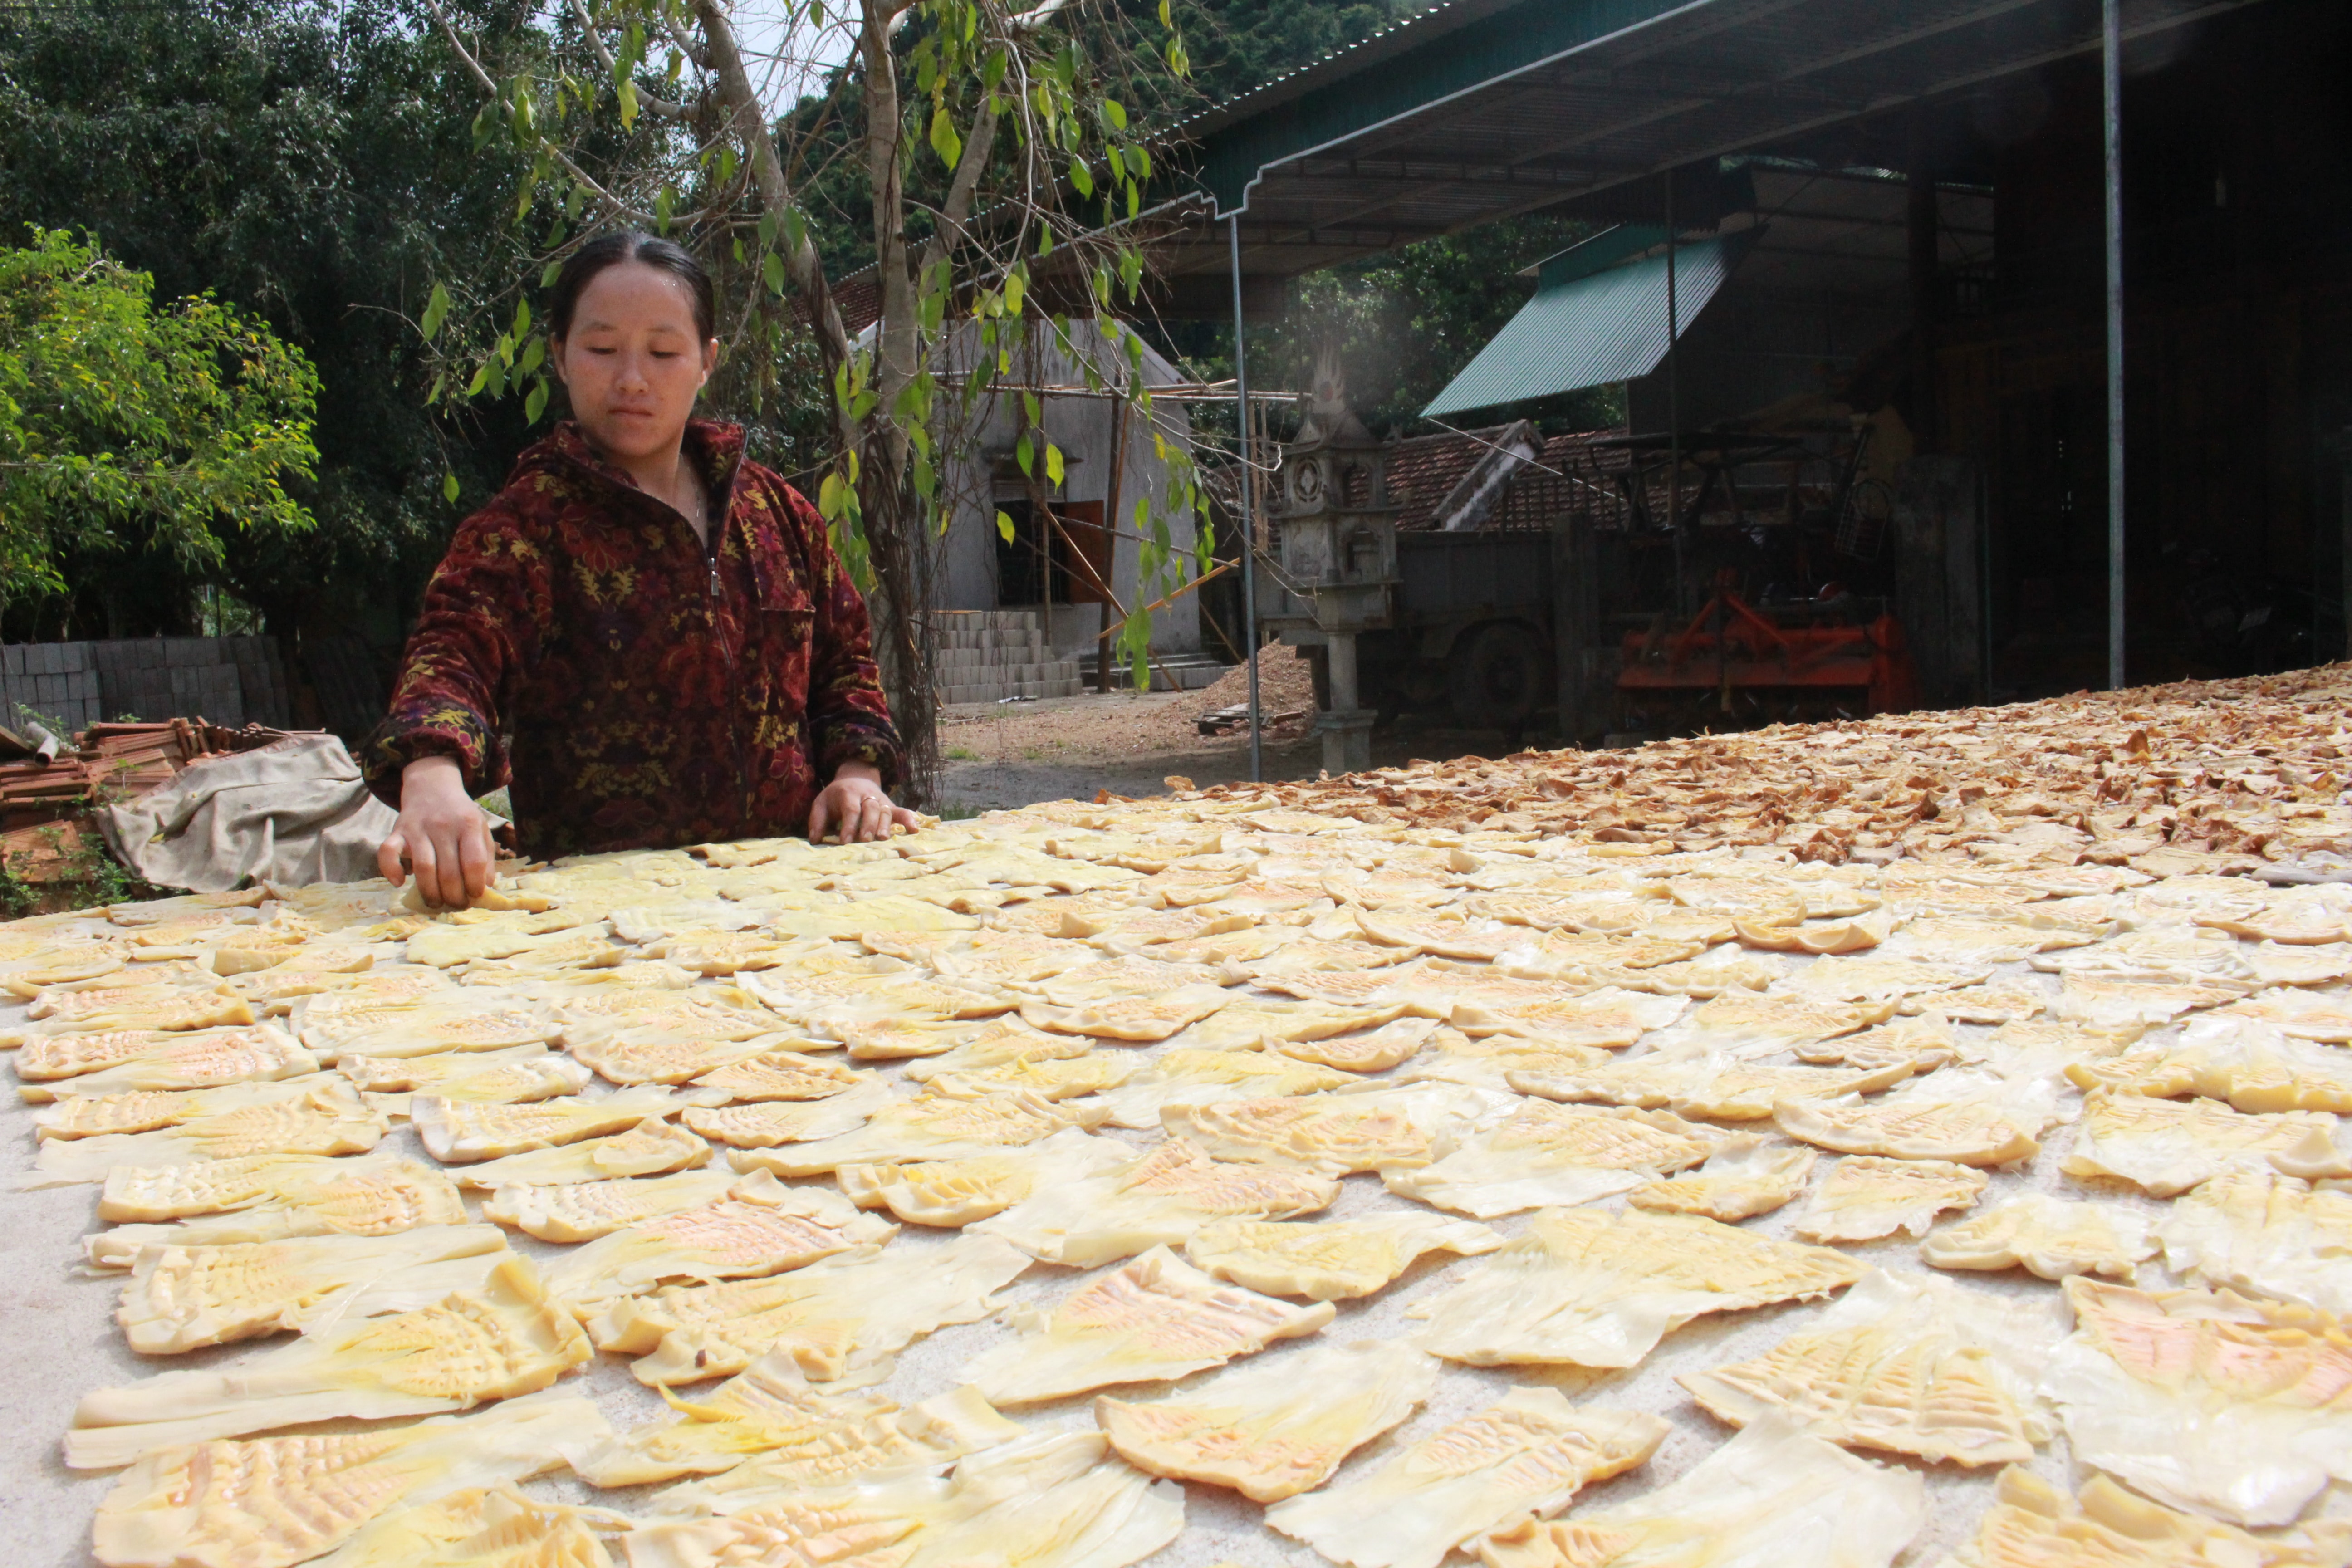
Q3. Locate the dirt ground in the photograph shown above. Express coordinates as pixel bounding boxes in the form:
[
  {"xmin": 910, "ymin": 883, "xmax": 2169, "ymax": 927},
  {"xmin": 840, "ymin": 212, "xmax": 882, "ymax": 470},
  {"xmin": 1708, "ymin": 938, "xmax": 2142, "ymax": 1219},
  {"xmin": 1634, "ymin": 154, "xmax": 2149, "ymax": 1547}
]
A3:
[{"xmin": 936, "ymin": 648, "xmax": 1538, "ymax": 810}]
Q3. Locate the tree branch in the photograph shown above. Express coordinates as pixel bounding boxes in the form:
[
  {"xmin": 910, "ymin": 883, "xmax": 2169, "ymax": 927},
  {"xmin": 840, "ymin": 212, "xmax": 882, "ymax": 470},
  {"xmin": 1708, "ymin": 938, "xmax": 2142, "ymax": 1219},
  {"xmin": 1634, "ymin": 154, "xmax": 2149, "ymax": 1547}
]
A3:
[
  {"xmin": 655, "ymin": 12, "xmax": 712, "ymax": 72},
  {"xmin": 564, "ymin": 0, "xmax": 691, "ymax": 118},
  {"xmin": 420, "ymin": 0, "xmax": 648, "ymax": 226},
  {"xmin": 688, "ymin": 0, "xmax": 855, "ymax": 454},
  {"xmin": 862, "ymin": 0, "xmax": 914, "ymax": 413},
  {"xmin": 918, "ymin": 96, "xmax": 1001, "ymax": 279}
]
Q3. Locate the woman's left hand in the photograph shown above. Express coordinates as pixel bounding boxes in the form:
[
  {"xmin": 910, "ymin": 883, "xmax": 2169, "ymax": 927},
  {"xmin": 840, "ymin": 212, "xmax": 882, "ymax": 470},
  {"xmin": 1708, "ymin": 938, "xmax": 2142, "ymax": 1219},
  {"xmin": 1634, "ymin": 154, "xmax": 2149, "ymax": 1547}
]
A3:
[{"xmin": 808, "ymin": 762, "xmax": 921, "ymax": 843}]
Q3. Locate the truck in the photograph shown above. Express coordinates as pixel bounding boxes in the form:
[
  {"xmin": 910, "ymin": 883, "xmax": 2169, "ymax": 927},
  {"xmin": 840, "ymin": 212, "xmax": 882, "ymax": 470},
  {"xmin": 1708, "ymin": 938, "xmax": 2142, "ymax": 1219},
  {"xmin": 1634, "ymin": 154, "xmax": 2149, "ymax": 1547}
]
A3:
[{"xmin": 1252, "ymin": 409, "xmax": 1914, "ymax": 760}]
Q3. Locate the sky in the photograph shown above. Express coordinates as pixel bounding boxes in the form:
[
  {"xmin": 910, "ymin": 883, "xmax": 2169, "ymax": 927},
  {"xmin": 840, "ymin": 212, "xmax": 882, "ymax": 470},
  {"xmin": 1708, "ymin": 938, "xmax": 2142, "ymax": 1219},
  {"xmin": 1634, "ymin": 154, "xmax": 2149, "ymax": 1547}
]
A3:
[{"xmin": 722, "ymin": 4, "xmax": 861, "ymax": 117}]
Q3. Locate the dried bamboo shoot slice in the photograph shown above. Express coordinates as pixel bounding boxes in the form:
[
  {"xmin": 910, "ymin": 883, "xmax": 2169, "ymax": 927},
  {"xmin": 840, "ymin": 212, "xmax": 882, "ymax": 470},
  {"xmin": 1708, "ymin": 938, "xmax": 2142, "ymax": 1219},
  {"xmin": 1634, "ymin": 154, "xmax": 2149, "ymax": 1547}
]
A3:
[
  {"xmin": 1182, "ymin": 1210, "xmax": 1503, "ymax": 1300},
  {"xmin": 973, "ymin": 1137, "xmax": 1338, "ymax": 1266},
  {"xmin": 1476, "ymin": 1413, "xmax": 1924, "ymax": 1568},
  {"xmin": 964, "ymin": 1246, "xmax": 1332, "ymax": 1405},
  {"xmin": 1679, "ymin": 1269, "xmax": 2062, "ymax": 1465},
  {"xmin": 118, "ymin": 1224, "xmax": 510, "ymax": 1354},
  {"xmin": 1406, "ymin": 1207, "xmax": 1862, "ymax": 1368},
  {"xmin": 589, "ymin": 1233, "xmax": 1032, "ymax": 1387},
  {"xmin": 90, "ymin": 1392, "xmax": 603, "ymax": 1568},
  {"xmin": 1098, "ymin": 1338, "xmax": 1438, "ymax": 1502},
  {"xmin": 67, "ymin": 1259, "xmax": 593, "ymax": 1470},
  {"xmin": 1264, "ymin": 1388, "xmax": 1666, "ymax": 1568}
]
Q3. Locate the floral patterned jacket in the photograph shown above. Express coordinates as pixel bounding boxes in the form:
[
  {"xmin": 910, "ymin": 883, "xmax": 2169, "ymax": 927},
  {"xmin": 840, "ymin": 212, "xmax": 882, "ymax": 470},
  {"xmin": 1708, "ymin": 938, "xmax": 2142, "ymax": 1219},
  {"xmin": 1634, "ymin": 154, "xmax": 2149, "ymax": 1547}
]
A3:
[{"xmin": 362, "ymin": 419, "xmax": 902, "ymax": 859}]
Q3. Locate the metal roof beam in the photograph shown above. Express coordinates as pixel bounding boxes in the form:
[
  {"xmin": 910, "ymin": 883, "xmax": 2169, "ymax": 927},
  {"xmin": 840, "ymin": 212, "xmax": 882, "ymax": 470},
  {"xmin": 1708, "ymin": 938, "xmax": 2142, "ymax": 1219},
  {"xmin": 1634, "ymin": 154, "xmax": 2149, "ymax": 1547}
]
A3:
[
  {"xmin": 1332, "ymin": 0, "xmax": 2262, "ymax": 240},
  {"xmin": 1271, "ymin": 160, "xmax": 1613, "ymax": 187}
]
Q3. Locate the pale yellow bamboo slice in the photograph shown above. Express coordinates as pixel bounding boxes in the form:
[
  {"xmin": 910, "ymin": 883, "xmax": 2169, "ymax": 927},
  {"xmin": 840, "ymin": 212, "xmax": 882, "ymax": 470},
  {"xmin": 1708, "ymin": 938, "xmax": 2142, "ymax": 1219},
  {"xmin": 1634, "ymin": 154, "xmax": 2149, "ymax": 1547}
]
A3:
[
  {"xmin": 1476, "ymin": 1414, "xmax": 1924, "ymax": 1568},
  {"xmin": 589, "ymin": 1232, "xmax": 1032, "ymax": 1387},
  {"xmin": 964, "ymin": 1245, "xmax": 1333, "ymax": 1405},
  {"xmin": 89, "ymin": 1394, "xmax": 600, "ymax": 1568},
  {"xmin": 1098, "ymin": 1338, "xmax": 1438, "ymax": 1502},
  {"xmin": 1264, "ymin": 1388, "xmax": 1667, "ymax": 1568},
  {"xmin": 66, "ymin": 1259, "xmax": 593, "ymax": 1470},
  {"xmin": 1406, "ymin": 1207, "xmax": 1863, "ymax": 1368}
]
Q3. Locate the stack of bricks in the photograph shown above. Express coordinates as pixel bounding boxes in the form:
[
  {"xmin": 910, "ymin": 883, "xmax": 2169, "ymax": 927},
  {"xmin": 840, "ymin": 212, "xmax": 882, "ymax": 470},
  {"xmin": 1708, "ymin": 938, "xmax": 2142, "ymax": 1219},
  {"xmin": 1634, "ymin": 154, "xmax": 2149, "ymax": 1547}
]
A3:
[
  {"xmin": 930, "ymin": 610, "xmax": 1088, "ymax": 705},
  {"xmin": 1, "ymin": 637, "xmax": 294, "ymax": 738},
  {"xmin": 0, "ymin": 644, "xmax": 102, "ymax": 735}
]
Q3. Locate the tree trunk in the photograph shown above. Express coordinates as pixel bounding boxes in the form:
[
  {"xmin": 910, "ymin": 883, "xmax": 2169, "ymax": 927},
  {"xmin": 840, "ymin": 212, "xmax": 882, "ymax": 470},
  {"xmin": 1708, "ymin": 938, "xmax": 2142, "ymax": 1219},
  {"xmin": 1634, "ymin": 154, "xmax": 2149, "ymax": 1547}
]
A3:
[
  {"xmin": 860, "ymin": 467, "xmax": 939, "ymax": 807},
  {"xmin": 696, "ymin": 0, "xmax": 937, "ymax": 803}
]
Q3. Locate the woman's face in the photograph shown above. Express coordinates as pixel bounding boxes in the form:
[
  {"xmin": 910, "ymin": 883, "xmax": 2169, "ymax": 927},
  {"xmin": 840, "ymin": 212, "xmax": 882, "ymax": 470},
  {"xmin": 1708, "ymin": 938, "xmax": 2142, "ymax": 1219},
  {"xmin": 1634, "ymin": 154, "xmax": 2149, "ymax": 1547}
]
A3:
[{"xmin": 551, "ymin": 261, "xmax": 718, "ymax": 461}]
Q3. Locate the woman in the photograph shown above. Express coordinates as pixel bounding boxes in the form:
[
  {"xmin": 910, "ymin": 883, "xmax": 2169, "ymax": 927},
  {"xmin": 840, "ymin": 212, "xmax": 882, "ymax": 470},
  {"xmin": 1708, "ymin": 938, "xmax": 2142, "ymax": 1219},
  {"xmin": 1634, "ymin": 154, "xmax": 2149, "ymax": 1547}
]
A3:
[{"xmin": 366, "ymin": 231, "xmax": 917, "ymax": 909}]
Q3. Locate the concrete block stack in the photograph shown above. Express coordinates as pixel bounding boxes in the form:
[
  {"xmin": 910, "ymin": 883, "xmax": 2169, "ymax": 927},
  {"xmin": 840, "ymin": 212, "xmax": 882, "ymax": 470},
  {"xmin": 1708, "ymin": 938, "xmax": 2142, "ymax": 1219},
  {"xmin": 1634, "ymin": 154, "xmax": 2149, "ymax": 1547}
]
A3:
[
  {"xmin": 2, "ymin": 637, "xmax": 294, "ymax": 737},
  {"xmin": 0, "ymin": 642, "xmax": 102, "ymax": 735},
  {"xmin": 930, "ymin": 610, "xmax": 1088, "ymax": 705}
]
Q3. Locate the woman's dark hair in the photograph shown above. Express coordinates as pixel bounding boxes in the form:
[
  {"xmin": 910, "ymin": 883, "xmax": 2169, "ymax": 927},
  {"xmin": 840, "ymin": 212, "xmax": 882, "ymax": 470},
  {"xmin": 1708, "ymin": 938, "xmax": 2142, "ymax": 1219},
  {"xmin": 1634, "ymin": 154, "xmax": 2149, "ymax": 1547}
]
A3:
[{"xmin": 547, "ymin": 230, "xmax": 715, "ymax": 343}]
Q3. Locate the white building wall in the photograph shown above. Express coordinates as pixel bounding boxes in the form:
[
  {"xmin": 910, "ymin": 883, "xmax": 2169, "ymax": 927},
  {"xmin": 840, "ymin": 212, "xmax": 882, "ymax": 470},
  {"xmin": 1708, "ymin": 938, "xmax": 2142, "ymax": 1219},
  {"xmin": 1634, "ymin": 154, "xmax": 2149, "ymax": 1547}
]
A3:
[{"xmin": 928, "ymin": 317, "xmax": 1200, "ymax": 657}]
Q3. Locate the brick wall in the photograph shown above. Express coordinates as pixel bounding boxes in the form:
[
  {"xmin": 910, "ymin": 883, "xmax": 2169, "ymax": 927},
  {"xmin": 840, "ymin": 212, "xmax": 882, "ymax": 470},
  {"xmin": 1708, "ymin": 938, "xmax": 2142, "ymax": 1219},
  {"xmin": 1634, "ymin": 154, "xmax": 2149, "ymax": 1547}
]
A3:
[{"xmin": 0, "ymin": 637, "xmax": 293, "ymax": 737}]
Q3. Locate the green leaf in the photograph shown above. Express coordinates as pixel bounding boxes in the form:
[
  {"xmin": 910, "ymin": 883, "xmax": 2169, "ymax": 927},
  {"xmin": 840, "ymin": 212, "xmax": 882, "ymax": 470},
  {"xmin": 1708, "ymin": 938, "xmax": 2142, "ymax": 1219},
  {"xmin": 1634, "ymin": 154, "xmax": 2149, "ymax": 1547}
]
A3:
[
  {"xmin": 995, "ymin": 509, "xmax": 1015, "ymax": 543},
  {"xmin": 442, "ymin": 471, "xmax": 461, "ymax": 504},
  {"xmin": 1044, "ymin": 443, "xmax": 1065, "ymax": 485},
  {"xmin": 1158, "ymin": 0, "xmax": 1170, "ymax": 23},
  {"xmin": 1014, "ymin": 431, "xmax": 1034, "ymax": 477},
  {"xmin": 540, "ymin": 260, "xmax": 561, "ymax": 289},
  {"xmin": 1103, "ymin": 98, "xmax": 1127, "ymax": 131},
  {"xmin": 1004, "ymin": 271, "xmax": 1025, "ymax": 316},
  {"xmin": 759, "ymin": 210, "xmax": 779, "ymax": 249},
  {"xmin": 617, "ymin": 79, "xmax": 638, "ymax": 129},
  {"xmin": 466, "ymin": 362, "xmax": 490, "ymax": 396},
  {"xmin": 764, "ymin": 251, "xmax": 787, "ymax": 295},
  {"xmin": 524, "ymin": 377, "xmax": 549, "ymax": 423},
  {"xmin": 512, "ymin": 299, "xmax": 531, "ymax": 336},
  {"xmin": 929, "ymin": 107, "xmax": 963, "ymax": 169},
  {"xmin": 420, "ymin": 282, "xmax": 451, "ymax": 342},
  {"xmin": 818, "ymin": 471, "xmax": 846, "ymax": 519},
  {"xmin": 1069, "ymin": 158, "xmax": 1093, "ymax": 199}
]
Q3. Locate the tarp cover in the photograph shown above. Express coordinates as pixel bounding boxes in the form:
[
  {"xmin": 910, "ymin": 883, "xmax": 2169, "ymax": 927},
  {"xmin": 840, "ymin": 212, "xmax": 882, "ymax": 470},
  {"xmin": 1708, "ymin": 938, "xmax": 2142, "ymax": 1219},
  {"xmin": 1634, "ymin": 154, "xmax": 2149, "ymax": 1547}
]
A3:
[{"xmin": 96, "ymin": 733, "xmax": 397, "ymax": 892}]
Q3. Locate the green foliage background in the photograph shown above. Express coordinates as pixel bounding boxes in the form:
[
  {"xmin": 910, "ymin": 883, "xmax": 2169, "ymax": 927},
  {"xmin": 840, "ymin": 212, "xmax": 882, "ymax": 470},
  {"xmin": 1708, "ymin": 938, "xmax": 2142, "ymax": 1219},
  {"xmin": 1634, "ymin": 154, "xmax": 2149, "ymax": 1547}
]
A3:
[
  {"xmin": 0, "ymin": 0, "xmax": 1618, "ymax": 656},
  {"xmin": 0, "ymin": 229, "xmax": 321, "ymax": 609},
  {"xmin": 0, "ymin": 0, "xmax": 546, "ymax": 644}
]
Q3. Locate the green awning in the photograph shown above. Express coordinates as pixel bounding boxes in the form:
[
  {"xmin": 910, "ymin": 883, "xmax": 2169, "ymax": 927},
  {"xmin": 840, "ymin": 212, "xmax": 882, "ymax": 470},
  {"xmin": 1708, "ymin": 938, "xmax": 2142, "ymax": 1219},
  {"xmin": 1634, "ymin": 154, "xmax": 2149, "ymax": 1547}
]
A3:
[{"xmin": 1422, "ymin": 226, "xmax": 1756, "ymax": 420}]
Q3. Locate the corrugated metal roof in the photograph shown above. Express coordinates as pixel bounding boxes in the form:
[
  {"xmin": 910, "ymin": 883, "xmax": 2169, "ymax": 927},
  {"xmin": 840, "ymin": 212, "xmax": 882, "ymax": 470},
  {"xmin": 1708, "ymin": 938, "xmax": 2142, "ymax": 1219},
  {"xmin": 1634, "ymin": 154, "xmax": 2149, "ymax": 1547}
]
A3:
[
  {"xmin": 1422, "ymin": 229, "xmax": 1754, "ymax": 420},
  {"xmin": 1132, "ymin": 0, "xmax": 2254, "ymax": 312}
]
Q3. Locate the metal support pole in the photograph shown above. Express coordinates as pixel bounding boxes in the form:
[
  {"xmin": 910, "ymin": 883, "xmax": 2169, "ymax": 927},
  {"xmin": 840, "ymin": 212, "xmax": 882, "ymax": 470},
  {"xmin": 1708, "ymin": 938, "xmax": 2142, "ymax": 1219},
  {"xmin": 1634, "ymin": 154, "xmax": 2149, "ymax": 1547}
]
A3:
[
  {"xmin": 2103, "ymin": 0, "xmax": 2127, "ymax": 691},
  {"xmin": 1666, "ymin": 171, "xmax": 1685, "ymax": 616},
  {"xmin": 1230, "ymin": 214, "xmax": 1262, "ymax": 783}
]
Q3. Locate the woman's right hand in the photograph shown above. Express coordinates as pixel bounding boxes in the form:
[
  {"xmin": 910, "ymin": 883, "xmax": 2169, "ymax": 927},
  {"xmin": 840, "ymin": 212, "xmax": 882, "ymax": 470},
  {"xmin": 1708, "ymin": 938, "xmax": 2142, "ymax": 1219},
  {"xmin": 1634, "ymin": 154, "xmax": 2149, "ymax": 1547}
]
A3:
[{"xmin": 378, "ymin": 754, "xmax": 497, "ymax": 909}]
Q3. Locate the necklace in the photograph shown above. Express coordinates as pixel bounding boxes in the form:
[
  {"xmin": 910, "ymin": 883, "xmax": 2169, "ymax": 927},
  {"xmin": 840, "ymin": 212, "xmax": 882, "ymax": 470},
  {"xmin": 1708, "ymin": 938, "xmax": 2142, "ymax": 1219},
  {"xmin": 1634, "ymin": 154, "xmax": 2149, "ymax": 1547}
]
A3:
[{"xmin": 676, "ymin": 464, "xmax": 712, "ymax": 546}]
